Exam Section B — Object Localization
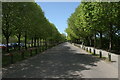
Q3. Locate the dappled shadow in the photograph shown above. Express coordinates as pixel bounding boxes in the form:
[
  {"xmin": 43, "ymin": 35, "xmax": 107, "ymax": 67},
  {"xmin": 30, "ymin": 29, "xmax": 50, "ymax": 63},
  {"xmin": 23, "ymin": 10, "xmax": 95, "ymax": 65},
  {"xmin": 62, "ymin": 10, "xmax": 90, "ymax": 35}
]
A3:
[{"xmin": 3, "ymin": 42, "xmax": 101, "ymax": 78}]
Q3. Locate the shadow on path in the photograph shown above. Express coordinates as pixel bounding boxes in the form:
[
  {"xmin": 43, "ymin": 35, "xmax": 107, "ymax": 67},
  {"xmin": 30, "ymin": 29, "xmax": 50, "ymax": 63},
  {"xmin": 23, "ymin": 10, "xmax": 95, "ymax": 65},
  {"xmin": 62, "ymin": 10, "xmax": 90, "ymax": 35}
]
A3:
[{"xmin": 3, "ymin": 42, "xmax": 101, "ymax": 78}]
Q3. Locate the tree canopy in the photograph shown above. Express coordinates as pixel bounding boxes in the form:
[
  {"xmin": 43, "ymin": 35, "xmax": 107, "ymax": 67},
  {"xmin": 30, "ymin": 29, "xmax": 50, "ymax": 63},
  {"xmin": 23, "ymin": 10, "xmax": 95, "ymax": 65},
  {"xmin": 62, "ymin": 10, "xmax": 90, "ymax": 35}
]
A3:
[
  {"xmin": 66, "ymin": 2, "xmax": 120, "ymax": 51},
  {"xmin": 2, "ymin": 2, "xmax": 65, "ymax": 52}
]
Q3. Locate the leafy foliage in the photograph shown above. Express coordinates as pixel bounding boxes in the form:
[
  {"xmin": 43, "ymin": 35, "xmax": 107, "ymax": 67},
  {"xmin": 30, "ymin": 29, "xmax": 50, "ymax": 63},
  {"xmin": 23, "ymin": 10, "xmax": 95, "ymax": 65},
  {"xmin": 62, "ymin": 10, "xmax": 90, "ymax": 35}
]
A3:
[
  {"xmin": 66, "ymin": 2, "xmax": 120, "ymax": 52},
  {"xmin": 2, "ymin": 2, "xmax": 65, "ymax": 52}
]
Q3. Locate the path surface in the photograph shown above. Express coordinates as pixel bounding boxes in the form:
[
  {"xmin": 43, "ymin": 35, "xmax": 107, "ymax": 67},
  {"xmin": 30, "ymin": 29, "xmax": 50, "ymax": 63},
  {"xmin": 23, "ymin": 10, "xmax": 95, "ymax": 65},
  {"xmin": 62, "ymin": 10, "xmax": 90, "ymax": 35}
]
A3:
[{"xmin": 2, "ymin": 42, "xmax": 118, "ymax": 78}]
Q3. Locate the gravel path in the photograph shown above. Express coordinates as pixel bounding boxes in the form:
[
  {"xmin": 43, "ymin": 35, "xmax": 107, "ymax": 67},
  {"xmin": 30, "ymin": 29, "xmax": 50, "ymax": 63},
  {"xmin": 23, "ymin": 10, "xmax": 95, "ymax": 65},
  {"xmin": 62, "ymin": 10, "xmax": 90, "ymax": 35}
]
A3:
[{"xmin": 2, "ymin": 42, "xmax": 118, "ymax": 78}]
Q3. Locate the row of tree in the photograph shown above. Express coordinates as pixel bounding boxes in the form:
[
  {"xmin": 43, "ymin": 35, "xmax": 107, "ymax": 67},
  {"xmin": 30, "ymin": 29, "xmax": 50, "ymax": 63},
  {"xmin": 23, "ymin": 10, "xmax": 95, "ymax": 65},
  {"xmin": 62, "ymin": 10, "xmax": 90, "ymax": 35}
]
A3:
[
  {"xmin": 66, "ymin": 2, "xmax": 120, "ymax": 52},
  {"xmin": 2, "ymin": 2, "xmax": 65, "ymax": 52}
]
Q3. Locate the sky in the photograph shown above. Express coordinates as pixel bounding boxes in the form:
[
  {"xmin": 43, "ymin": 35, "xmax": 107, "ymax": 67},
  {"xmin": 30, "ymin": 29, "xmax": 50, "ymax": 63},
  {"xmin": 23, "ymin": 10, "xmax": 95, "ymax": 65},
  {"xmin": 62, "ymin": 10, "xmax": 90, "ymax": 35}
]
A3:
[{"xmin": 36, "ymin": 2, "xmax": 80, "ymax": 34}]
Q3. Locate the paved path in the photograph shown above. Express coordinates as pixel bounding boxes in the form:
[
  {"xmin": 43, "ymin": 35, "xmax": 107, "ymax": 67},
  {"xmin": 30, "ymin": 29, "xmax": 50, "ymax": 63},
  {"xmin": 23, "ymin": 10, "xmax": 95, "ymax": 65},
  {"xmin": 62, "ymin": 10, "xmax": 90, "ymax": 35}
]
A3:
[{"xmin": 2, "ymin": 42, "xmax": 118, "ymax": 78}]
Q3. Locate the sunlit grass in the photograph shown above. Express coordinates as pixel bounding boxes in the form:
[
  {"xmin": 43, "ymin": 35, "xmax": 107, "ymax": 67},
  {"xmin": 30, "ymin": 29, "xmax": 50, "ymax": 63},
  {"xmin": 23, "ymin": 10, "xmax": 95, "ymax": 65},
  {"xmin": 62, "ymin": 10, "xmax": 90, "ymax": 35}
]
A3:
[
  {"xmin": 74, "ymin": 44, "xmax": 110, "ymax": 62},
  {"xmin": 2, "ymin": 44, "xmax": 55, "ymax": 67}
]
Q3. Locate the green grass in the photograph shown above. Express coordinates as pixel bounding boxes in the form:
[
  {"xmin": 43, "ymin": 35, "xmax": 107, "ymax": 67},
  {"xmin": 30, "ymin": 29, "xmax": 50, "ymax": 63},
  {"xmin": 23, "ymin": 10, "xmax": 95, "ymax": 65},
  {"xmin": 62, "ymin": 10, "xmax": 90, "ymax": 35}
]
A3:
[
  {"xmin": 74, "ymin": 44, "xmax": 109, "ymax": 62},
  {"xmin": 87, "ymin": 51, "xmax": 108, "ymax": 61},
  {"xmin": 2, "ymin": 50, "xmax": 36, "ymax": 67},
  {"xmin": 2, "ymin": 45, "xmax": 54, "ymax": 67}
]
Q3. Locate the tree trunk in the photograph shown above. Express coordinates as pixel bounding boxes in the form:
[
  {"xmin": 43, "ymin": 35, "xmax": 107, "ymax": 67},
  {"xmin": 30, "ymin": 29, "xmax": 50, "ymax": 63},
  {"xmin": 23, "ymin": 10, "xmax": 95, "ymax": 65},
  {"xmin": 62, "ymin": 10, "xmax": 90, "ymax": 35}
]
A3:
[
  {"xmin": 25, "ymin": 32, "xmax": 27, "ymax": 50},
  {"xmin": 45, "ymin": 39, "xmax": 47, "ymax": 49},
  {"xmin": 94, "ymin": 33, "xmax": 97, "ymax": 48},
  {"xmin": 18, "ymin": 34, "xmax": 21, "ymax": 50},
  {"xmin": 38, "ymin": 38, "xmax": 40, "ymax": 47},
  {"xmin": 89, "ymin": 36, "xmax": 92, "ymax": 46},
  {"xmin": 99, "ymin": 31, "xmax": 103, "ymax": 49},
  {"xmin": 109, "ymin": 24, "xmax": 113, "ymax": 51},
  {"xmin": 40, "ymin": 39, "xmax": 41, "ymax": 47},
  {"xmin": 86, "ymin": 37, "xmax": 90, "ymax": 46},
  {"xmin": 31, "ymin": 37, "xmax": 33, "ymax": 47},
  {"xmin": 6, "ymin": 36, "xmax": 9, "ymax": 53},
  {"xmin": 34, "ymin": 37, "xmax": 36, "ymax": 47}
]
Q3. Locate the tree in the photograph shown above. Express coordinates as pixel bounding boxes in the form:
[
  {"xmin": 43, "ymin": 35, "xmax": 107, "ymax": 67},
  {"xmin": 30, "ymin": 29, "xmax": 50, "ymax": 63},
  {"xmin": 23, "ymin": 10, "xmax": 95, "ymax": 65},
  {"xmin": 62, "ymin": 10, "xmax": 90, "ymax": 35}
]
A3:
[{"xmin": 66, "ymin": 1, "xmax": 120, "ymax": 52}]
